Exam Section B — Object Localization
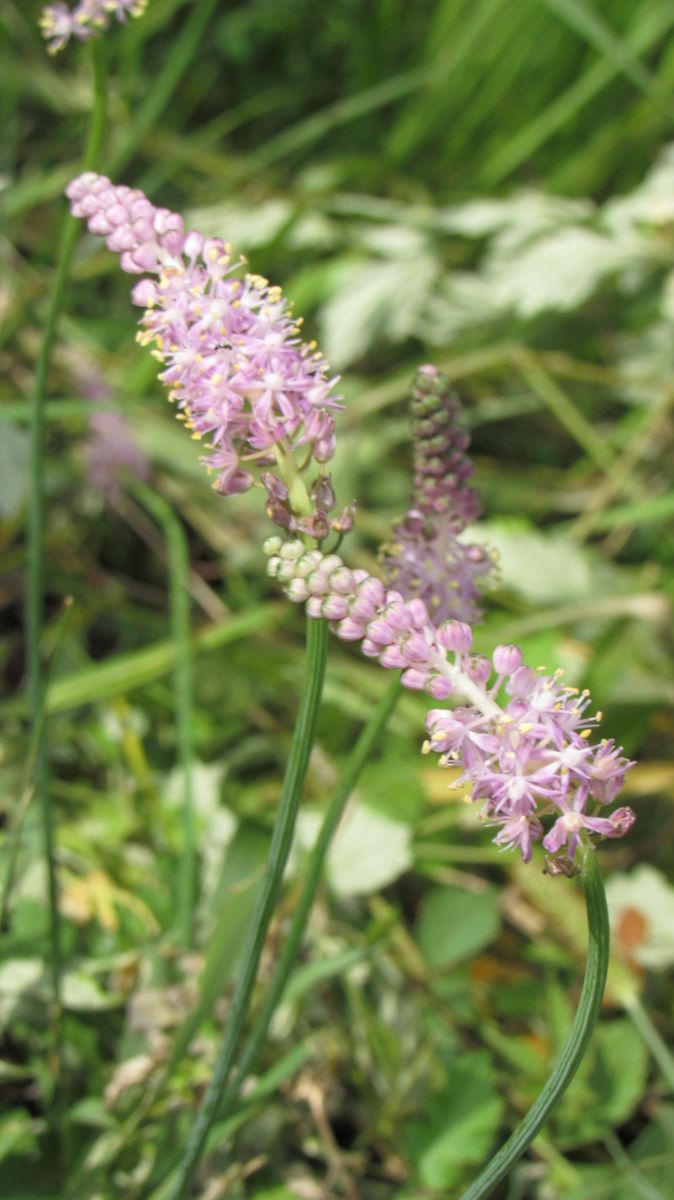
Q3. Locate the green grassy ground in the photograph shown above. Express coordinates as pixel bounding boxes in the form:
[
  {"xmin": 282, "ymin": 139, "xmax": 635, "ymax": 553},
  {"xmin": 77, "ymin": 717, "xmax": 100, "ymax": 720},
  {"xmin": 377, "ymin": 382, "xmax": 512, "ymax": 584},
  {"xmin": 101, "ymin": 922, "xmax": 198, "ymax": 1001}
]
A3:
[{"xmin": 1, "ymin": 1, "xmax": 674, "ymax": 1197}]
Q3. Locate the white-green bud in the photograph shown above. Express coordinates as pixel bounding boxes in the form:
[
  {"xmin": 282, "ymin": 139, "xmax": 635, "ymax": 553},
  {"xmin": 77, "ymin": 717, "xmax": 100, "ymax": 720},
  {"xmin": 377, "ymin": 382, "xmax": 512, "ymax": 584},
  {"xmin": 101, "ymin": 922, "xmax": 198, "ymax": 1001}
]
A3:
[
  {"xmin": 263, "ymin": 535, "xmax": 283, "ymax": 557},
  {"xmin": 277, "ymin": 559, "xmax": 298, "ymax": 583},
  {"xmin": 287, "ymin": 578, "xmax": 309, "ymax": 602}
]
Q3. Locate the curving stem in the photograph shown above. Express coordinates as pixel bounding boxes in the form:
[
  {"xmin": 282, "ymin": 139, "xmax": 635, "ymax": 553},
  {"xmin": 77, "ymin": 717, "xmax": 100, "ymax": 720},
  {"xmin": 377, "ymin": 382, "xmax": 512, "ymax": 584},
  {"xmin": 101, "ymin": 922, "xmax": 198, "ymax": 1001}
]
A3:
[{"xmin": 459, "ymin": 849, "xmax": 610, "ymax": 1200}]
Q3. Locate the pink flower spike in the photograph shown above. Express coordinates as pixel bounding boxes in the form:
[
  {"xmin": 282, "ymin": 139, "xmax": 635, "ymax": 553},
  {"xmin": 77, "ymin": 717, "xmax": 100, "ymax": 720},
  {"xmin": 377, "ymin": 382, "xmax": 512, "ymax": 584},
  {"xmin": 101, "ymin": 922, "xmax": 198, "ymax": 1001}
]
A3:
[{"xmin": 66, "ymin": 173, "xmax": 343, "ymax": 506}]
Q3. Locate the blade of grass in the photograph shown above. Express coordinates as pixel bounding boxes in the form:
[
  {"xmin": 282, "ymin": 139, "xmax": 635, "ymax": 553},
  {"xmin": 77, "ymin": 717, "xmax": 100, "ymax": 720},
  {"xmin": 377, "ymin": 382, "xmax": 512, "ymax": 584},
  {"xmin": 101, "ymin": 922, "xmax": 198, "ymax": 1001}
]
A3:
[
  {"xmin": 217, "ymin": 677, "xmax": 403, "ymax": 1116},
  {"xmin": 514, "ymin": 352, "xmax": 616, "ymax": 473},
  {"xmin": 0, "ymin": 598, "xmax": 74, "ymax": 928},
  {"xmin": 624, "ymin": 994, "xmax": 674, "ymax": 1095},
  {"xmin": 25, "ymin": 39, "xmax": 107, "ymax": 1130},
  {"xmin": 1, "ymin": 602, "xmax": 280, "ymax": 719},
  {"xmin": 538, "ymin": 0, "xmax": 671, "ymax": 118},
  {"xmin": 174, "ymin": 678, "xmax": 402, "ymax": 1094},
  {"xmin": 603, "ymin": 1131, "xmax": 668, "ymax": 1200},
  {"xmin": 566, "ymin": 490, "xmax": 674, "ymax": 533},
  {"xmin": 253, "ymin": 0, "xmax": 504, "ymax": 170},
  {"xmin": 108, "ymin": 0, "xmax": 221, "ymax": 177},
  {"xmin": 484, "ymin": 3, "xmax": 674, "ymax": 185},
  {"xmin": 132, "ymin": 677, "xmax": 401, "ymax": 1198},
  {"xmin": 130, "ymin": 483, "xmax": 196, "ymax": 948},
  {"xmin": 569, "ymin": 388, "xmax": 674, "ymax": 541}
]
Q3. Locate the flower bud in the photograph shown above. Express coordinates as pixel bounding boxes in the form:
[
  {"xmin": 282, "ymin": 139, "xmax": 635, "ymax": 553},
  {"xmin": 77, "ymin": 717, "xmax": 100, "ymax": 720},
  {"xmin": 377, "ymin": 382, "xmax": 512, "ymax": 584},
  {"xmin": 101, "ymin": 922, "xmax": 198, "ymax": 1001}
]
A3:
[
  {"xmin": 492, "ymin": 644, "xmax": 523, "ymax": 676},
  {"xmin": 437, "ymin": 621, "xmax": 473, "ymax": 654}
]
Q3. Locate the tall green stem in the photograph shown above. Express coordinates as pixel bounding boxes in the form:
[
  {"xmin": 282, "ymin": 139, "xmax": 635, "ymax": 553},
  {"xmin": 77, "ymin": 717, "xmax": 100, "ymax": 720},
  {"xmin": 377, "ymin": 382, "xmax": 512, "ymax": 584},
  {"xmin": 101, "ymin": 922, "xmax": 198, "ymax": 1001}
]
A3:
[
  {"xmin": 220, "ymin": 676, "xmax": 402, "ymax": 1116},
  {"xmin": 26, "ymin": 39, "xmax": 107, "ymax": 1056},
  {"xmin": 460, "ymin": 851, "xmax": 610, "ymax": 1200},
  {"xmin": 131, "ymin": 483, "xmax": 195, "ymax": 947},
  {"xmin": 169, "ymin": 616, "xmax": 328, "ymax": 1199}
]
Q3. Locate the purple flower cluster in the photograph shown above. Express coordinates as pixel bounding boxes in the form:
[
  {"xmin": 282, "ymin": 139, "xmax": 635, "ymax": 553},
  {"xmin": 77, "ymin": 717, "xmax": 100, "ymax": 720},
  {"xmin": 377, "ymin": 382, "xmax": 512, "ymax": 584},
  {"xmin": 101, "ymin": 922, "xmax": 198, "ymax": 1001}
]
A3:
[
  {"xmin": 40, "ymin": 0, "xmax": 146, "ymax": 52},
  {"xmin": 66, "ymin": 174, "xmax": 342, "ymax": 515},
  {"xmin": 382, "ymin": 366, "xmax": 492, "ymax": 625},
  {"xmin": 265, "ymin": 537, "xmax": 635, "ymax": 867}
]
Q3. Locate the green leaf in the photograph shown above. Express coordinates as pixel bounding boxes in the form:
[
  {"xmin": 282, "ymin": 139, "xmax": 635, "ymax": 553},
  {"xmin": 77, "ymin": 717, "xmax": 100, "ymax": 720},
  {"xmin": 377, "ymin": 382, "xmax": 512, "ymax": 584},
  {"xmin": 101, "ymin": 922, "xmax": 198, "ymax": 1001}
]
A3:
[
  {"xmin": 557, "ymin": 1018, "xmax": 649, "ymax": 1147},
  {"xmin": 406, "ymin": 1051, "xmax": 503, "ymax": 1189},
  {"xmin": 416, "ymin": 884, "xmax": 501, "ymax": 969},
  {"xmin": 62, "ymin": 970, "xmax": 124, "ymax": 1012},
  {"xmin": 299, "ymin": 802, "xmax": 413, "ymax": 898}
]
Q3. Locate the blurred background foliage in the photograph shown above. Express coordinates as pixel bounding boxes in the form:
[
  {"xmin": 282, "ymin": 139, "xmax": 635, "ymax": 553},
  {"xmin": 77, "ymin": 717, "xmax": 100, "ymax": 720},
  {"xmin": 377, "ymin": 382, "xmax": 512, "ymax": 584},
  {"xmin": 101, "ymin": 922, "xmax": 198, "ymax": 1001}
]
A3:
[{"xmin": 1, "ymin": 0, "xmax": 674, "ymax": 1196}]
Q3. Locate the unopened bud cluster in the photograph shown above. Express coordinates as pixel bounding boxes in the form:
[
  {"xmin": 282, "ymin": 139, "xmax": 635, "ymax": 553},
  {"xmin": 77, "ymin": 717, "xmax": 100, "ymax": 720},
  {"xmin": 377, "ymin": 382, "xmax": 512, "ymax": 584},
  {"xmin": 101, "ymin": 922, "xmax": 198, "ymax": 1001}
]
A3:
[{"xmin": 383, "ymin": 366, "xmax": 492, "ymax": 625}]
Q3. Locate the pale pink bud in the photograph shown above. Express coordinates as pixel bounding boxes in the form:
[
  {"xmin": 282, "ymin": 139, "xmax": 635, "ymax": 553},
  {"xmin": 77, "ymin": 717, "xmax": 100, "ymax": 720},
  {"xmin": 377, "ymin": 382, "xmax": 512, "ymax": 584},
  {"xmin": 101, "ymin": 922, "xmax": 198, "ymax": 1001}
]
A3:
[
  {"xmin": 329, "ymin": 567, "xmax": 355, "ymax": 596},
  {"xmin": 366, "ymin": 618, "xmax": 396, "ymax": 647},
  {"xmin": 379, "ymin": 645, "xmax": 408, "ymax": 669},
  {"xmin": 322, "ymin": 595, "xmax": 348, "ymax": 620},
  {"xmin": 287, "ymin": 578, "xmax": 309, "ymax": 603},
  {"xmin": 467, "ymin": 655, "xmax": 491, "ymax": 685},
  {"xmin": 437, "ymin": 620, "xmax": 473, "ymax": 653},
  {"xmin": 357, "ymin": 577, "xmax": 385, "ymax": 607},
  {"xmin": 426, "ymin": 675, "xmax": 453, "ymax": 700},
  {"xmin": 337, "ymin": 618, "xmax": 366, "ymax": 642},
  {"xmin": 385, "ymin": 601, "xmax": 412, "ymax": 633},
  {"xmin": 492, "ymin": 644, "xmax": 523, "ymax": 676},
  {"xmin": 306, "ymin": 573, "xmax": 329, "ymax": 597},
  {"xmin": 131, "ymin": 279, "xmax": 159, "ymax": 307},
  {"xmin": 361, "ymin": 637, "xmax": 381, "ymax": 658},
  {"xmin": 348, "ymin": 594, "xmax": 377, "ymax": 623},
  {"xmin": 407, "ymin": 598, "xmax": 430, "ymax": 628},
  {"xmin": 401, "ymin": 668, "xmax": 428, "ymax": 691},
  {"xmin": 403, "ymin": 634, "xmax": 431, "ymax": 664}
]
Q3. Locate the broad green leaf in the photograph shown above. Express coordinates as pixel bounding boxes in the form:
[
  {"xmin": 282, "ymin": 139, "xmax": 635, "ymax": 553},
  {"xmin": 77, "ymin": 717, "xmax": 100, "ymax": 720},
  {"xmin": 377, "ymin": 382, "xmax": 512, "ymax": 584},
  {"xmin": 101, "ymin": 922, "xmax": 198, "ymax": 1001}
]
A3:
[
  {"xmin": 557, "ymin": 1019, "xmax": 649, "ymax": 1147},
  {"xmin": 416, "ymin": 884, "xmax": 500, "ymax": 969},
  {"xmin": 298, "ymin": 802, "xmax": 413, "ymax": 898},
  {"xmin": 406, "ymin": 1051, "xmax": 503, "ymax": 1189}
]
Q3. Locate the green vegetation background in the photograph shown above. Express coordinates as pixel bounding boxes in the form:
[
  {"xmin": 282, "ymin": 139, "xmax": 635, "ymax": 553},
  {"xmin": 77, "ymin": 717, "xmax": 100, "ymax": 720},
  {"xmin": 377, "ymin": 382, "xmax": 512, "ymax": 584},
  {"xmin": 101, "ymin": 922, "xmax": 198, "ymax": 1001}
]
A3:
[{"xmin": 1, "ymin": 1, "xmax": 673, "ymax": 1197}]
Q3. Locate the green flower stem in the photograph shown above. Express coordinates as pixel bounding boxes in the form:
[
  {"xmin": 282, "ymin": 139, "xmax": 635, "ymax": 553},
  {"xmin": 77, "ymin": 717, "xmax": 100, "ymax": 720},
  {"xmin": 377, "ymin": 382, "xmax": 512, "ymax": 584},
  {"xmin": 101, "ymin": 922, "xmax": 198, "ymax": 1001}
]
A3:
[
  {"xmin": 131, "ymin": 483, "xmax": 195, "ymax": 947},
  {"xmin": 460, "ymin": 850, "xmax": 610, "ymax": 1200},
  {"xmin": 218, "ymin": 675, "xmax": 403, "ymax": 1118},
  {"xmin": 169, "ymin": 616, "xmax": 328, "ymax": 1200},
  {"xmin": 26, "ymin": 38, "xmax": 107, "ymax": 1058},
  {"xmin": 92, "ymin": 674, "xmax": 400, "ymax": 1196}
]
